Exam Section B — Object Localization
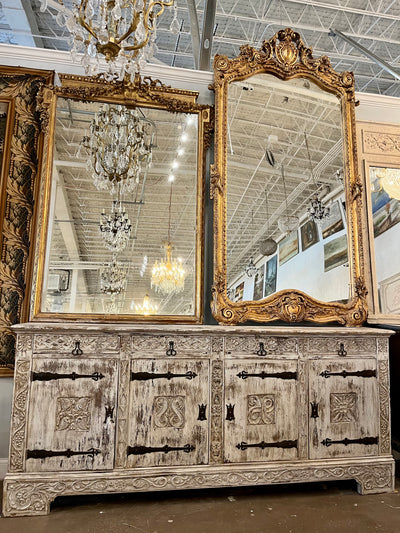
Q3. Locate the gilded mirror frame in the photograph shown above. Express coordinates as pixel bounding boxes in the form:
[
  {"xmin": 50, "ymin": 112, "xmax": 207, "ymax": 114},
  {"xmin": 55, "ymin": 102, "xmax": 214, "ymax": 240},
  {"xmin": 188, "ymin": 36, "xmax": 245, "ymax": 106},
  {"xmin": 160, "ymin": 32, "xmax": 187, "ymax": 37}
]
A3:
[
  {"xmin": 211, "ymin": 28, "xmax": 367, "ymax": 326},
  {"xmin": 33, "ymin": 73, "xmax": 212, "ymax": 323}
]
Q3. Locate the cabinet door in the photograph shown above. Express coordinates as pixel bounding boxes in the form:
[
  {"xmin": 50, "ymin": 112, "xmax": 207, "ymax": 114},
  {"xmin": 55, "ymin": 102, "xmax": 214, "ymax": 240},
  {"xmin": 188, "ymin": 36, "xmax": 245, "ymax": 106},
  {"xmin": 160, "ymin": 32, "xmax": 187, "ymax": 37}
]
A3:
[
  {"xmin": 26, "ymin": 358, "xmax": 118, "ymax": 472},
  {"xmin": 309, "ymin": 359, "xmax": 379, "ymax": 459},
  {"xmin": 224, "ymin": 360, "xmax": 299, "ymax": 463},
  {"xmin": 127, "ymin": 359, "xmax": 209, "ymax": 468}
]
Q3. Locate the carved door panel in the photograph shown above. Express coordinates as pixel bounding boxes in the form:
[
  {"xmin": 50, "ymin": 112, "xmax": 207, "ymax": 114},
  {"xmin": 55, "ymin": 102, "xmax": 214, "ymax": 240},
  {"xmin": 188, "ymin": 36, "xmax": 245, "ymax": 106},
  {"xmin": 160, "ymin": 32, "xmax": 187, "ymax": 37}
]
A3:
[
  {"xmin": 224, "ymin": 360, "xmax": 299, "ymax": 463},
  {"xmin": 26, "ymin": 358, "xmax": 118, "ymax": 472},
  {"xmin": 127, "ymin": 359, "xmax": 209, "ymax": 468},
  {"xmin": 309, "ymin": 359, "xmax": 379, "ymax": 459}
]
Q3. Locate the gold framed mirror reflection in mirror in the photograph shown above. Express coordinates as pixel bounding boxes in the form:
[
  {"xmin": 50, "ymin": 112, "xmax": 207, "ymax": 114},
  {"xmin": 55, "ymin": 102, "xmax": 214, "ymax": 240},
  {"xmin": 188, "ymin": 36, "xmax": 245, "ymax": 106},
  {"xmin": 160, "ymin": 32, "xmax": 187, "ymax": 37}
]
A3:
[
  {"xmin": 211, "ymin": 28, "xmax": 367, "ymax": 326},
  {"xmin": 33, "ymin": 74, "xmax": 212, "ymax": 322}
]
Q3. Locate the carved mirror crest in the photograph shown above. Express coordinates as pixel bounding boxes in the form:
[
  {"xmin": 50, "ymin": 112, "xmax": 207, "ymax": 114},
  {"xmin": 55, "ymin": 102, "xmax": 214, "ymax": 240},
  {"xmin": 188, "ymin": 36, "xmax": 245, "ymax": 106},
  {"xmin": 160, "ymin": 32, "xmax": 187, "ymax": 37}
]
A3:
[
  {"xmin": 211, "ymin": 28, "xmax": 367, "ymax": 326},
  {"xmin": 33, "ymin": 74, "xmax": 211, "ymax": 323}
]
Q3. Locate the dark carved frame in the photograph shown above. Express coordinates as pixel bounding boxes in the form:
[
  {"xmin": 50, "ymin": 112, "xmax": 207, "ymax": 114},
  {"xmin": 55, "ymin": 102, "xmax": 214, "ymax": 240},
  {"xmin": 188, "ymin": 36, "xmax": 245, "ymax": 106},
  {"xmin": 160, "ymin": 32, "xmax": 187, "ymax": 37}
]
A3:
[
  {"xmin": 0, "ymin": 67, "xmax": 53, "ymax": 373},
  {"xmin": 211, "ymin": 28, "xmax": 368, "ymax": 326}
]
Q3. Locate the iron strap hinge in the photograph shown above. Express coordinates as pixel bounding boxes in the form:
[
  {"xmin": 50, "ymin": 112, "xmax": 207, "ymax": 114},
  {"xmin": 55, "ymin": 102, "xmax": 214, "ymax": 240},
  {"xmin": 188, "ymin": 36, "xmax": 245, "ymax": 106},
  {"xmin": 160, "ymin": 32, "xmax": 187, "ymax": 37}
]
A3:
[
  {"xmin": 32, "ymin": 371, "xmax": 105, "ymax": 381},
  {"xmin": 236, "ymin": 440, "xmax": 298, "ymax": 451},
  {"xmin": 127, "ymin": 444, "xmax": 195, "ymax": 456},
  {"xmin": 130, "ymin": 371, "xmax": 197, "ymax": 381},
  {"xmin": 27, "ymin": 448, "xmax": 100, "ymax": 459},
  {"xmin": 237, "ymin": 370, "xmax": 297, "ymax": 380},
  {"xmin": 321, "ymin": 436, "xmax": 378, "ymax": 447},
  {"xmin": 320, "ymin": 369, "xmax": 376, "ymax": 379}
]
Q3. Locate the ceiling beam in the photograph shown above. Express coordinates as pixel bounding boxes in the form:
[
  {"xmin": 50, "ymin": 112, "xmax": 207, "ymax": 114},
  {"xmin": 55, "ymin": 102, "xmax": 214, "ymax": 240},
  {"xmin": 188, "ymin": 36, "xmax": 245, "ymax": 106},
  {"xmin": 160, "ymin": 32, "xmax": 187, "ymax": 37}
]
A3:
[
  {"xmin": 186, "ymin": 0, "xmax": 201, "ymax": 70},
  {"xmin": 199, "ymin": 0, "xmax": 217, "ymax": 71}
]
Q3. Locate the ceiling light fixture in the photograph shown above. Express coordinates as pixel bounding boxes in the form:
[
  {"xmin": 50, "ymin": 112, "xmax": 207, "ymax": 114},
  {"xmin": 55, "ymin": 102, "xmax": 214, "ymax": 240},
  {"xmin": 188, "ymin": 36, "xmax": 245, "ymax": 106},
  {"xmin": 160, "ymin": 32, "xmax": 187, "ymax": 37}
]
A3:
[
  {"xmin": 100, "ymin": 257, "xmax": 127, "ymax": 295},
  {"xmin": 41, "ymin": 0, "xmax": 175, "ymax": 80},
  {"xmin": 79, "ymin": 104, "xmax": 152, "ymax": 195},
  {"xmin": 135, "ymin": 293, "xmax": 158, "ymax": 315},
  {"xmin": 99, "ymin": 200, "xmax": 132, "ymax": 252},
  {"xmin": 305, "ymin": 131, "xmax": 330, "ymax": 223},
  {"xmin": 277, "ymin": 165, "xmax": 299, "ymax": 234}
]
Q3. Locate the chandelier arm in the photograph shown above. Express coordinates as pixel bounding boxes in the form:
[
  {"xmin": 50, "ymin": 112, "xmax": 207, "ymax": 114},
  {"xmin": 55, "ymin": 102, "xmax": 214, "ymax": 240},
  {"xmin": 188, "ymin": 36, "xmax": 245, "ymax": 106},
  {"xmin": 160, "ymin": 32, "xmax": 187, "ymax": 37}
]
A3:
[
  {"xmin": 78, "ymin": 0, "xmax": 98, "ymax": 41},
  {"xmin": 115, "ymin": 9, "xmax": 142, "ymax": 46}
]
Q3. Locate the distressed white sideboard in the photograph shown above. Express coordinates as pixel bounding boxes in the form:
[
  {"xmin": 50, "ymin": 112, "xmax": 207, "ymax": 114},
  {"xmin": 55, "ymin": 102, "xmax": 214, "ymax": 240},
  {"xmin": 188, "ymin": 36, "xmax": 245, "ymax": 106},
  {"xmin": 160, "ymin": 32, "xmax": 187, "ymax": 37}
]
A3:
[{"xmin": 3, "ymin": 323, "xmax": 395, "ymax": 517}]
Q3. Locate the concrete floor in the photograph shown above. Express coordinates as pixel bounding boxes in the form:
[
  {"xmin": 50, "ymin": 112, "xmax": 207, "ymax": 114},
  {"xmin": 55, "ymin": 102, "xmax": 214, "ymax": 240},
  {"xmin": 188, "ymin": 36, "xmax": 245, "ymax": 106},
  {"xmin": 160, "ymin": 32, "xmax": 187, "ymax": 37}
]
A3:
[{"xmin": 1, "ymin": 479, "xmax": 400, "ymax": 533}]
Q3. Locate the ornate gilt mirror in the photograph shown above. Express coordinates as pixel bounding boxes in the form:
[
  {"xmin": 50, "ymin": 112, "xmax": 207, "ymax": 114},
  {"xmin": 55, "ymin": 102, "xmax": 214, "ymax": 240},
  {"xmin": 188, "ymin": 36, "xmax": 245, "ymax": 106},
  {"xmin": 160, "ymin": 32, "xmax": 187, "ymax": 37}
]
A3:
[
  {"xmin": 211, "ymin": 28, "xmax": 367, "ymax": 326},
  {"xmin": 33, "ymin": 74, "xmax": 211, "ymax": 322}
]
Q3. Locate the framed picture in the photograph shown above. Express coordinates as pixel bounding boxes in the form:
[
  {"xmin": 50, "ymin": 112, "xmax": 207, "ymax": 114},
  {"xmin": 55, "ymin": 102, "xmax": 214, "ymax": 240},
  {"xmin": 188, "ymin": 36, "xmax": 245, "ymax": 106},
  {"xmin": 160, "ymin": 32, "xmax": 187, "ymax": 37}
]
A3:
[
  {"xmin": 321, "ymin": 200, "xmax": 344, "ymax": 239},
  {"xmin": 324, "ymin": 234, "xmax": 348, "ymax": 272},
  {"xmin": 234, "ymin": 281, "xmax": 245, "ymax": 302},
  {"xmin": 370, "ymin": 167, "xmax": 400, "ymax": 238},
  {"xmin": 300, "ymin": 219, "xmax": 319, "ymax": 251},
  {"xmin": 253, "ymin": 264, "xmax": 265, "ymax": 300},
  {"xmin": 279, "ymin": 230, "xmax": 299, "ymax": 266},
  {"xmin": 264, "ymin": 255, "xmax": 277, "ymax": 297}
]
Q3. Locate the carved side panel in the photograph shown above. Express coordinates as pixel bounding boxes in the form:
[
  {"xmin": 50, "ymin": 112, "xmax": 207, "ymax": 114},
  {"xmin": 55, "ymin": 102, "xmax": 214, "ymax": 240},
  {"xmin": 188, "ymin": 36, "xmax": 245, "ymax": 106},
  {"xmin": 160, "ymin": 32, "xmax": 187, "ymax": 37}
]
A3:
[
  {"xmin": 378, "ymin": 360, "xmax": 391, "ymax": 455},
  {"xmin": 33, "ymin": 334, "xmax": 120, "ymax": 354},
  {"xmin": 224, "ymin": 336, "xmax": 297, "ymax": 356},
  {"xmin": 115, "ymin": 338, "xmax": 130, "ymax": 468},
  {"xmin": 0, "ymin": 69, "xmax": 53, "ymax": 371},
  {"xmin": 210, "ymin": 359, "xmax": 223, "ymax": 463},
  {"xmin": 305, "ymin": 337, "xmax": 376, "ymax": 355},
  {"xmin": 9, "ymin": 359, "xmax": 31, "ymax": 471}
]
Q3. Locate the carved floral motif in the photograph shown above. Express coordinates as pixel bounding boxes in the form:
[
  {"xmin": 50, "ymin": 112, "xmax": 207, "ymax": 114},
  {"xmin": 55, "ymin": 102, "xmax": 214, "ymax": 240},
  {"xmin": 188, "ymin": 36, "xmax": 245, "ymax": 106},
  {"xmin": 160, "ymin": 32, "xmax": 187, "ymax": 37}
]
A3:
[
  {"xmin": 55, "ymin": 397, "xmax": 92, "ymax": 431},
  {"xmin": 9, "ymin": 360, "xmax": 31, "ymax": 471},
  {"xmin": 330, "ymin": 393, "xmax": 357, "ymax": 423},
  {"xmin": 247, "ymin": 394, "xmax": 276, "ymax": 425},
  {"xmin": 210, "ymin": 360, "xmax": 223, "ymax": 463},
  {"xmin": 363, "ymin": 132, "xmax": 400, "ymax": 155}
]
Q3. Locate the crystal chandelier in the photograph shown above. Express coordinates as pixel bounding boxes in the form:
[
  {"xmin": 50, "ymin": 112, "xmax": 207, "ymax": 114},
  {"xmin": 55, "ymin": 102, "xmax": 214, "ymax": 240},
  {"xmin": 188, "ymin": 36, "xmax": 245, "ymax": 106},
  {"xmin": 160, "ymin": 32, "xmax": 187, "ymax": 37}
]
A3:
[
  {"xmin": 376, "ymin": 167, "xmax": 400, "ymax": 200},
  {"xmin": 79, "ymin": 104, "xmax": 152, "ymax": 195},
  {"xmin": 259, "ymin": 188, "xmax": 277, "ymax": 256},
  {"xmin": 100, "ymin": 200, "xmax": 132, "ymax": 252},
  {"xmin": 41, "ymin": 1, "xmax": 175, "ymax": 80},
  {"xmin": 151, "ymin": 182, "xmax": 185, "ymax": 294},
  {"xmin": 135, "ymin": 293, "xmax": 158, "ymax": 315},
  {"xmin": 305, "ymin": 131, "xmax": 330, "ymax": 223},
  {"xmin": 245, "ymin": 257, "xmax": 257, "ymax": 278},
  {"xmin": 100, "ymin": 257, "xmax": 127, "ymax": 295}
]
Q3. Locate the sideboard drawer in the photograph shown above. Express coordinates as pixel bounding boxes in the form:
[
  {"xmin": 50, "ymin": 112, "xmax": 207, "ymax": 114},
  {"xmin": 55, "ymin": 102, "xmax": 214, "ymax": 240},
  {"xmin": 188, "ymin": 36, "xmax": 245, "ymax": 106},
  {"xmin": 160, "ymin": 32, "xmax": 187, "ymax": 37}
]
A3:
[
  {"xmin": 130, "ymin": 335, "xmax": 212, "ymax": 357},
  {"xmin": 303, "ymin": 337, "xmax": 377, "ymax": 357},
  {"xmin": 33, "ymin": 334, "xmax": 120, "ymax": 356},
  {"xmin": 224, "ymin": 335, "xmax": 297, "ymax": 357}
]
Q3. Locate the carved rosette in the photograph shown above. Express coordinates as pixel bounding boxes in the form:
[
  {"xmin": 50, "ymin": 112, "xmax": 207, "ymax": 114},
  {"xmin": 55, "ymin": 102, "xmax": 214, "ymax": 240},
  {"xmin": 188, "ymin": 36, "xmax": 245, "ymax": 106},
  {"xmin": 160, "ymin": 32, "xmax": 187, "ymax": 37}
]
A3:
[
  {"xmin": 211, "ymin": 28, "xmax": 368, "ymax": 326},
  {"xmin": 0, "ymin": 69, "xmax": 53, "ymax": 371}
]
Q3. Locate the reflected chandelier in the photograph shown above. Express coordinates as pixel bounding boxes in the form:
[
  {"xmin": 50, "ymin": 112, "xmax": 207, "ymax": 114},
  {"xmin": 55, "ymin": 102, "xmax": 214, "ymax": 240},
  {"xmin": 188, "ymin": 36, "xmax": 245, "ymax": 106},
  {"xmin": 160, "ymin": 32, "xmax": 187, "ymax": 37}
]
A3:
[
  {"xmin": 80, "ymin": 104, "xmax": 152, "ymax": 195},
  {"xmin": 41, "ymin": 1, "xmax": 175, "ymax": 79},
  {"xmin": 100, "ymin": 200, "xmax": 132, "ymax": 252},
  {"xmin": 305, "ymin": 131, "xmax": 330, "ymax": 223},
  {"xmin": 135, "ymin": 293, "xmax": 158, "ymax": 315},
  {"xmin": 151, "ymin": 183, "xmax": 185, "ymax": 294},
  {"xmin": 100, "ymin": 257, "xmax": 127, "ymax": 295},
  {"xmin": 376, "ymin": 168, "xmax": 400, "ymax": 201}
]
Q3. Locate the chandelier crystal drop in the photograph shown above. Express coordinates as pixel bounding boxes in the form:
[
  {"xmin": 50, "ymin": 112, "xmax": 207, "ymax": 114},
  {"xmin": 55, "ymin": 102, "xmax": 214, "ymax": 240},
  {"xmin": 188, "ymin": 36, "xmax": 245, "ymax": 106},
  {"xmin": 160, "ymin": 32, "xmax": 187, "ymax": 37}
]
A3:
[
  {"xmin": 277, "ymin": 215, "xmax": 299, "ymax": 234},
  {"xmin": 41, "ymin": 1, "xmax": 175, "ymax": 80},
  {"xmin": 100, "ymin": 257, "xmax": 127, "ymax": 295},
  {"xmin": 151, "ymin": 242, "xmax": 185, "ymax": 294},
  {"xmin": 99, "ymin": 200, "xmax": 132, "ymax": 252},
  {"xmin": 245, "ymin": 257, "xmax": 257, "ymax": 278},
  {"xmin": 80, "ymin": 104, "xmax": 153, "ymax": 195},
  {"xmin": 135, "ymin": 293, "xmax": 158, "ymax": 315},
  {"xmin": 307, "ymin": 193, "xmax": 331, "ymax": 223}
]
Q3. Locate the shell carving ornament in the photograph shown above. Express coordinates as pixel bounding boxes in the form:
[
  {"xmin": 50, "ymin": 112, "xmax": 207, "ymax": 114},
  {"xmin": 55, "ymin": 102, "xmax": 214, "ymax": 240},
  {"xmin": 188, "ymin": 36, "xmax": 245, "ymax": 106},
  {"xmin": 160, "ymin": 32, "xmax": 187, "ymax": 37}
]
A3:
[{"xmin": 211, "ymin": 28, "xmax": 367, "ymax": 326}]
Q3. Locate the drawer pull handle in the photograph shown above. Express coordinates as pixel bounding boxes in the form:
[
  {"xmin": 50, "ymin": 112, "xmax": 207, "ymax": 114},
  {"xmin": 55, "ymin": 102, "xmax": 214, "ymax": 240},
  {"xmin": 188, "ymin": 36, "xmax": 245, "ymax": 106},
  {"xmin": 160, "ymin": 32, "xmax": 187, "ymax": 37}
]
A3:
[
  {"xmin": 321, "ymin": 436, "xmax": 378, "ymax": 447},
  {"xmin": 320, "ymin": 369, "xmax": 376, "ymax": 379},
  {"xmin": 130, "ymin": 370, "xmax": 197, "ymax": 381},
  {"xmin": 256, "ymin": 342, "xmax": 267, "ymax": 357},
  {"xmin": 104, "ymin": 405, "xmax": 115, "ymax": 423},
  {"xmin": 27, "ymin": 447, "xmax": 100, "ymax": 460},
  {"xmin": 236, "ymin": 440, "xmax": 297, "ymax": 451},
  {"xmin": 127, "ymin": 444, "xmax": 195, "ymax": 456},
  {"xmin": 166, "ymin": 341, "xmax": 177, "ymax": 356},
  {"xmin": 237, "ymin": 370, "xmax": 297, "ymax": 380},
  {"xmin": 310, "ymin": 402, "xmax": 319, "ymax": 418},
  {"xmin": 198, "ymin": 404, "xmax": 207, "ymax": 421},
  {"xmin": 32, "ymin": 371, "xmax": 105, "ymax": 382},
  {"xmin": 226, "ymin": 403, "xmax": 235, "ymax": 421},
  {"xmin": 337, "ymin": 343, "xmax": 347, "ymax": 357},
  {"xmin": 71, "ymin": 341, "xmax": 83, "ymax": 356}
]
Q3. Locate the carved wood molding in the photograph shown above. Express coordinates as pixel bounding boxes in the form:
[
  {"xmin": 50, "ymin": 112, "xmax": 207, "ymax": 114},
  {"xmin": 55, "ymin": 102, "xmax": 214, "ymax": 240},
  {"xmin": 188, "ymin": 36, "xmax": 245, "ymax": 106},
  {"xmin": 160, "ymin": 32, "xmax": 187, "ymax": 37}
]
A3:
[
  {"xmin": 0, "ymin": 68, "xmax": 53, "ymax": 373},
  {"xmin": 211, "ymin": 28, "xmax": 368, "ymax": 326},
  {"xmin": 3, "ymin": 460, "xmax": 394, "ymax": 516}
]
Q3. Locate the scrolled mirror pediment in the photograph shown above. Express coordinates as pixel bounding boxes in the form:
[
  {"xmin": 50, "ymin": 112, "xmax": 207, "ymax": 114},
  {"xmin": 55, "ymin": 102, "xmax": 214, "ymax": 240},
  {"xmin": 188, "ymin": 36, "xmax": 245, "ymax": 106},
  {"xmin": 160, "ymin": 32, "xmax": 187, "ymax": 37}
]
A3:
[{"xmin": 212, "ymin": 28, "xmax": 367, "ymax": 326}]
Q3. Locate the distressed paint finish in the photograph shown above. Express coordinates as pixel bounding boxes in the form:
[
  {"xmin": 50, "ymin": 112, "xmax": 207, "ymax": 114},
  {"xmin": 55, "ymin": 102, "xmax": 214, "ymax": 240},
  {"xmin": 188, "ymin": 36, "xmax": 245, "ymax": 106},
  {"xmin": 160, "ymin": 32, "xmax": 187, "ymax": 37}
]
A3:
[
  {"xmin": 3, "ymin": 324, "xmax": 394, "ymax": 516},
  {"xmin": 127, "ymin": 359, "xmax": 209, "ymax": 468},
  {"xmin": 25, "ymin": 358, "xmax": 118, "ymax": 472},
  {"xmin": 309, "ymin": 359, "xmax": 379, "ymax": 460}
]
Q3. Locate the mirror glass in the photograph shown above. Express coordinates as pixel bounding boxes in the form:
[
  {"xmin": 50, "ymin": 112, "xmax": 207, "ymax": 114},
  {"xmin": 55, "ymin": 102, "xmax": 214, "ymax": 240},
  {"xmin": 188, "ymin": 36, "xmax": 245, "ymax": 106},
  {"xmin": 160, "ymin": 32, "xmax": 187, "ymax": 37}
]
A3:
[
  {"xmin": 41, "ymin": 97, "xmax": 199, "ymax": 316},
  {"xmin": 226, "ymin": 73, "xmax": 349, "ymax": 304},
  {"xmin": 368, "ymin": 165, "xmax": 400, "ymax": 314}
]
